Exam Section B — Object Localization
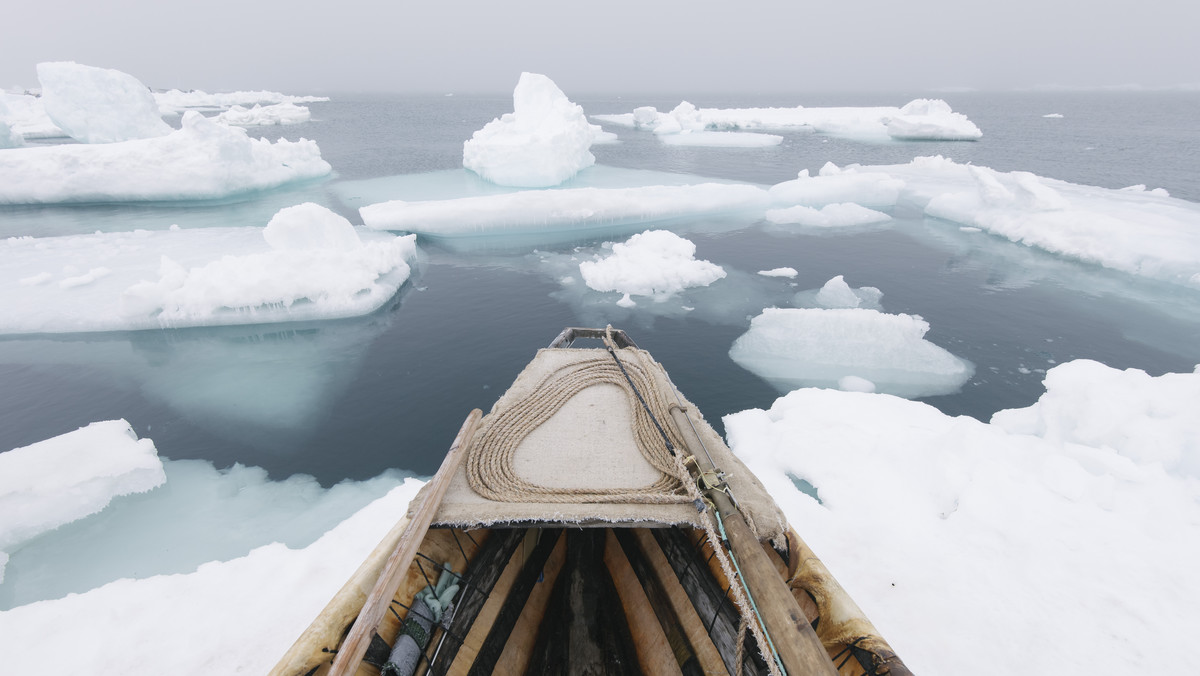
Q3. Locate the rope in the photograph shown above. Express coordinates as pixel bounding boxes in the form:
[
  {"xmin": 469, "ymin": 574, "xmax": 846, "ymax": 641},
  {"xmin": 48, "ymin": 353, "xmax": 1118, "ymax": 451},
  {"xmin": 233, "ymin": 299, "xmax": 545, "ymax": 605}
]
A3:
[{"xmin": 465, "ymin": 339, "xmax": 691, "ymax": 505}]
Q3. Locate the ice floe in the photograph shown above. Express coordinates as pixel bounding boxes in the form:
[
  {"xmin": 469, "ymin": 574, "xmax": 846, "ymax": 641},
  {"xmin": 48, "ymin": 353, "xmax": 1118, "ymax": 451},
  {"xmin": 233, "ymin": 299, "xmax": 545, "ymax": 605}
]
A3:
[
  {"xmin": 360, "ymin": 183, "xmax": 769, "ymax": 240},
  {"xmin": 863, "ymin": 156, "xmax": 1200, "ymax": 289},
  {"xmin": 0, "ymin": 111, "xmax": 330, "ymax": 204},
  {"xmin": 1, "ymin": 203, "xmax": 417, "ymax": 333},
  {"xmin": 578, "ymin": 230, "xmax": 726, "ymax": 307},
  {"xmin": 658, "ymin": 129, "xmax": 783, "ymax": 147},
  {"xmin": 154, "ymin": 89, "xmax": 329, "ymax": 115},
  {"xmin": 0, "ymin": 91, "xmax": 65, "ymax": 138},
  {"xmin": 0, "ymin": 478, "xmax": 425, "ymax": 674},
  {"xmin": 769, "ymin": 163, "xmax": 904, "ymax": 208},
  {"xmin": 0, "ymin": 420, "xmax": 163, "ymax": 582},
  {"xmin": 794, "ymin": 275, "xmax": 884, "ymax": 309},
  {"xmin": 729, "ymin": 307, "xmax": 973, "ymax": 397},
  {"xmin": 37, "ymin": 61, "xmax": 171, "ymax": 143},
  {"xmin": 765, "ymin": 203, "xmax": 892, "ymax": 228},
  {"xmin": 463, "ymin": 72, "xmax": 605, "ymax": 187},
  {"xmin": 757, "ymin": 267, "xmax": 798, "ymax": 278},
  {"xmin": 211, "ymin": 102, "xmax": 311, "ymax": 126},
  {"xmin": 594, "ymin": 98, "xmax": 981, "ymax": 142},
  {"xmin": 723, "ymin": 360, "xmax": 1200, "ymax": 673}
]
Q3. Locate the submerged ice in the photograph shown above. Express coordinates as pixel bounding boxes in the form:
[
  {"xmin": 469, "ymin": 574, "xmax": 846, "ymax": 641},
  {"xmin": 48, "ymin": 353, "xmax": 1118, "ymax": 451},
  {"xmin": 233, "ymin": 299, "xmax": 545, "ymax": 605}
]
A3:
[{"xmin": 579, "ymin": 230, "xmax": 726, "ymax": 307}]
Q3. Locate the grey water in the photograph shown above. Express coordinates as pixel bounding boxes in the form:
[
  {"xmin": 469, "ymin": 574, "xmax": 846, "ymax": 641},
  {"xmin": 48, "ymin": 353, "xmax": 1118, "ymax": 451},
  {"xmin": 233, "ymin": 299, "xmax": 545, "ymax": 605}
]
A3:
[{"xmin": 2, "ymin": 90, "xmax": 1199, "ymax": 490}]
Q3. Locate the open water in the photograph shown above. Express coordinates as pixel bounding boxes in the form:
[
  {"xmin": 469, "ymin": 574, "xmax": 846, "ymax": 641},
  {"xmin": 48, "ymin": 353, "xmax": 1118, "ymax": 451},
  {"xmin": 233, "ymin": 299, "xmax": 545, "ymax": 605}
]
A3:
[{"xmin": 2, "ymin": 91, "xmax": 1199, "ymax": 487}]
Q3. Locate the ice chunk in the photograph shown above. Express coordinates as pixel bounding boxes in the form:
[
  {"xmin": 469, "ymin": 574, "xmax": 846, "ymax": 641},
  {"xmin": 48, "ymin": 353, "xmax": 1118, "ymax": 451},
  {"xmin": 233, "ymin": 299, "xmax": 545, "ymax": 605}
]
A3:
[
  {"xmin": 765, "ymin": 203, "xmax": 892, "ymax": 228},
  {"xmin": 212, "ymin": 102, "xmax": 311, "ymax": 126},
  {"xmin": 722, "ymin": 361, "xmax": 1200, "ymax": 674},
  {"xmin": 463, "ymin": 73, "xmax": 601, "ymax": 187},
  {"xmin": 992, "ymin": 360, "xmax": 1200, "ymax": 476},
  {"xmin": 360, "ymin": 183, "xmax": 769, "ymax": 239},
  {"xmin": 579, "ymin": 230, "xmax": 726, "ymax": 304},
  {"xmin": 0, "ymin": 119, "xmax": 21, "ymax": 148},
  {"xmin": 0, "ymin": 204, "xmax": 417, "ymax": 333},
  {"xmin": 794, "ymin": 275, "xmax": 883, "ymax": 310},
  {"xmin": 885, "ymin": 98, "xmax": 983, "ymax": 141},
  {"xmin": 154, "ymin": 89, "xmax": 328, "ymax": 115},
  {"xmin": 758, "ymin": 267, "xmax": 798, "ymax": 278},
  {"xmin": 594, "ymin": 98, "xmax": 982, "ymax": 142},
  {"xmin": 0, "ymin": 92, "xmax": 66, "ymax": 138},
  {"xmin": 0, "ymin": 420, "xmax": 163, "ymax": 580},
  {"xmin": 36, "ymin": 62, "xmax": 172, "ymax": 143},
  {"xmin": 1043, "ymin": 113, "xmax": 1064, "ymax": 118},
  {"xmin": 0, "ymin": 479, "xmax": 425, "ymax": 674},
  {"xmin": 769, "ymin": 163, "xmax": 905, "ymax": 208},
  {"xmin": 860, "ymin": 156, "xmax": 1200, "ymax": 289},
  {"xmin": 729, "ymin": 307, "xmax": 973, "ymax": 397},
  {"xmin": 0, "ymin": 111, "xmax": 331, "ymax": 204}
]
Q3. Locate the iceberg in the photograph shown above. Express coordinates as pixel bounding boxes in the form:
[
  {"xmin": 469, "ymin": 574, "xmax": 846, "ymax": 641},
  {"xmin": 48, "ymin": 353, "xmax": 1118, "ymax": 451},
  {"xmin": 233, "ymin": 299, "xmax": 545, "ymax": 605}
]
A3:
[
  {"xmin": 463, "ymin": 73, "xmax": 603, "ymax": 187},
  {"xmin": 360, "ymin": 183, "xmax": 770, "ymax": 239},
  {"xmin": 594, "ymin": 98, "xmax": 982, "ymax": 142},
  {"xmin": 729, "ymin": 307, "xmax": 973, "ymax": 397},
  {"xmin": 578, "ymin": 230, "xmax": 726, "ymax": 306},
  {"xmin": 36, "ymin": 61, "xmax": 172, "ymax": 143},
  {"xmin": 0, "ymin": 111, "xmax": 331, "ymax": 204},
  {"xmin": 1, "ymin": 203, "xmax": 417, "ymax": 333},
  {"xmin": 0, "ymin": 420, "xmax": 163, "ymax": 582},
  {"xmin": 212, "ymin": 102, "xmax": 311, "ymax": 126},
  {"xmin": 805, "ymin": 275, "xmax": 883, "ymax": 309},
  {"xmin": 722, "ymin": 360, "xmax": 1200, "ymax": 674}
]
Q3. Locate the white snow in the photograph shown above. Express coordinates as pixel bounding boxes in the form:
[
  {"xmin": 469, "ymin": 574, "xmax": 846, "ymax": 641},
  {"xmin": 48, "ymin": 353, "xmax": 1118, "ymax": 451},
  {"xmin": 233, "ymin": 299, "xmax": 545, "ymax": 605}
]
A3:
[
  {"xmin": 729, "ymin": 307, "xmax": 973, "ymax": 397},
  {"xmin": 463, "ymin": 73, "xmax": 603, "ymax": 187},
  {"xmin": 769, "ymin": 162, "xmax": 905, "ymax": 208},
  {"xmin": 578, "ymin": 230, "xmax": 726, "ymax": 305},
  {"xmin": 862, "ymin": 156, "xmax": 1200, "ymax": 289},
  {"xmin": 0, "ymin": 203, "xmax": 417, "ymax": 333},
  {"xmin": 0, "ymin": 420, "xmax": 163, "ymax": 582},
  {"xmin": 360, "ymin": 183, "xmax": 769, "ymax": 238},
  {"xmin": 765, "ymin": 203, "xmax": 893, "ymax": 228},
  {"xmin": 0, "ymin": 111, "xmax": 331, "ymax": 204},
  {"xmin": 0, "ymin": 92, "xmax": 66, "ymax": 138},
  {"xmin": 0, "ymin": 478, "xmax": 425, "ymax": 674},
  {"xmin": 154, "ymin": 89, "xmax": 328, "ymax": 115},
  {"xmin": 36, "ymin": 62, "xmax": 172, "ymax": 143},
  {"xmin": 593, "ymin": 98, "xmax": 981, "ymax": 142},
  {"xmin": 723, "ymin": 360, "xmax": 1200, "ymax": 674},
  {"xmin": 212, "ymin": 102, "xmax": 311, "ymax": 126},
  {"xmin": 757, "ymin": 267, "xmax": 798, "ymax": 278}
]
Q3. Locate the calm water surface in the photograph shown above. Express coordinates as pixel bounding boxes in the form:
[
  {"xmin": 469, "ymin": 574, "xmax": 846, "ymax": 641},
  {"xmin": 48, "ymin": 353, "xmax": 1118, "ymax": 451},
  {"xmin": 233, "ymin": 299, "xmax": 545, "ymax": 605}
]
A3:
[{"xmin": 2, "ymin": 91, "xmax": 1199, "ymax": 484}]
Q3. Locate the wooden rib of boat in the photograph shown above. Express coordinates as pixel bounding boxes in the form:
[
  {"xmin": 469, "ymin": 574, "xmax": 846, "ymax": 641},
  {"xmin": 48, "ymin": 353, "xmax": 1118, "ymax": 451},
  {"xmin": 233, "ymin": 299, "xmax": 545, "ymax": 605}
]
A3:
[{"xmin": 271, "ymin": 327, "xmax": 911, "ymax": 676}]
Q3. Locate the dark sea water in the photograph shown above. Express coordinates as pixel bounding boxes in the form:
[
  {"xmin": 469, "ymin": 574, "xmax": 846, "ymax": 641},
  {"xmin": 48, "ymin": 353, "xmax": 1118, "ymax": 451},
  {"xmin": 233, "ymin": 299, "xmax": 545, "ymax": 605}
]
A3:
[{"xmin": 2, "ymin": 91, "xmax": 1199, "ymax": 487}]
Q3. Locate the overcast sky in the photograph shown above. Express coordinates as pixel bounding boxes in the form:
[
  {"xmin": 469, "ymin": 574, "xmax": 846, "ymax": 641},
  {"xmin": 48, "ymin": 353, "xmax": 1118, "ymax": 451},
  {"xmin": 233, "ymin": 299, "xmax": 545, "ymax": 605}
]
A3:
[{"xmin": 4, "ymin": 0, "xmax": 1198, "ymax": 95}]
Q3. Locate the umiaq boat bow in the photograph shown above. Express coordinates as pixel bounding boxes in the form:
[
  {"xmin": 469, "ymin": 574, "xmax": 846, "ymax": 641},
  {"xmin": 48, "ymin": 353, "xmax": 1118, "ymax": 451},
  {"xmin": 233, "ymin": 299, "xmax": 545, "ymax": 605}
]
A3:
[{"xmin": 272, "ymin": 327, "xmax": 911, "ymax": 676}]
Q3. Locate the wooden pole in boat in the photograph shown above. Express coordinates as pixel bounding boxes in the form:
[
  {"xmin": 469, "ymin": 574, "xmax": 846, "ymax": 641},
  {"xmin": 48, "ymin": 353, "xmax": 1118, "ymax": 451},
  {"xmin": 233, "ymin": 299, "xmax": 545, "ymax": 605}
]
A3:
[
  {"xmin": 328, "ymin": 408, "xmax": 483, "ymax": 676},
  {"xmin": 667, "ymin": 407, "xmax": 839, "ymax": 676}
]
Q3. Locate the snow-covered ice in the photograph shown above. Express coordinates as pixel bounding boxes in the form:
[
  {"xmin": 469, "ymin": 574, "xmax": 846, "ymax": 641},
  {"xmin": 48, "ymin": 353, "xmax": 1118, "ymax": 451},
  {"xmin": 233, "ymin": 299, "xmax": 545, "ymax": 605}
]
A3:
[
  {"xmin": 0, "ymin": 92, "xmax": 66, "ymax": 138},
  {"xmin": 360, "ymin": 183, "xmax": 769, "ymax": 239},
  {"xmin": 723, "ymin": 360, "xmax": 1200, "ymax": 673},
  {"xmin": 0, "ymin": 478, "xmax": 425, "ymax": 674},
  {"xmin": 658, "ymin": 129, "xmax": 783, "ymax": 147},
  {"xmin": 729, "ymin": 307, "xmax": 973, "ymax": 397},
  {"xmin": 0, "ymin": 119, "xmax": 20, "ymax": 148},
  {"xmin": 758, "ymin": 267, "xmax": 798, "ymax": 278},
  {"xmin": 769, "ymin": 163, "xmax": 904, "ymax": 208},
  {"xmin": 154, "ymin": 89, "xmax": 328, "ymax": 115},
  {"xmin": 0, "ymin": 111, "xmax": 331, "ymax": 204},
  {"xmin": 463, "ymin": 73, "xmax": 605, "ymax": 187},
  {"xmin": 0, "ymin": 420, "xmax": 163, "ymax": 582},
  {"xmin": 1, "ymin": 203, "xmax": 417, "ymax": 333},
  {"xmin": 765, "ymin": 203, "xmax": 892, "ymax": 228},
  {"xmin": 578, "ymin": 230, "xmax": 726, "ymax": 306},
  {"xmin": 212, "ymin": 102, "xmax": 311, "ymax": 126},
  {"xmin": 594, "ymin": 98, "xmax": 981, "ymax": 142},
  {"xmin": 862, "ymin": 156, "xmax": 1200, "ymax": 289},
  {"xmin": 37, "ymin": 62, "xmax": 172, "ymax": 143}
]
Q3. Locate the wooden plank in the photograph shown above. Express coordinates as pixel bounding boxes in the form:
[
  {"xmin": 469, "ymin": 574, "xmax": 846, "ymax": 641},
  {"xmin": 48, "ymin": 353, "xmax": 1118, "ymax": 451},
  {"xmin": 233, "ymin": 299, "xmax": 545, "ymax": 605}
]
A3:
[
  {"xmin": 430, "ymin": 528, "xmax": 527, "ymax": 676},
  {"xmin": 491, "ymin": 532, "xmax": 569, "ymax": 676},
  {"xmin": 616, "ymin": 529, "xmax": 724, "ymax": 676},
  {"xmin": 467, "ymin": 529, "xmax": 564, "ymax": 675},
  {"xmin": 604, "ymin": 530, "xmax": 685, "ymax": 676},
  {"xmin": 525, "ymin": 530, "xmax": 642, "ymax": 676}
]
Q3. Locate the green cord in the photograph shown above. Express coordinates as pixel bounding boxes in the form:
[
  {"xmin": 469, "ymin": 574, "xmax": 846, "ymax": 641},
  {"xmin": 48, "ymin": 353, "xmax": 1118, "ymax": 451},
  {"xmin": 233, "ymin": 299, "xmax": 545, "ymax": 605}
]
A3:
[{"xmin": 715, "ymin": 509, "xmax": 788, "ymax": 676}]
